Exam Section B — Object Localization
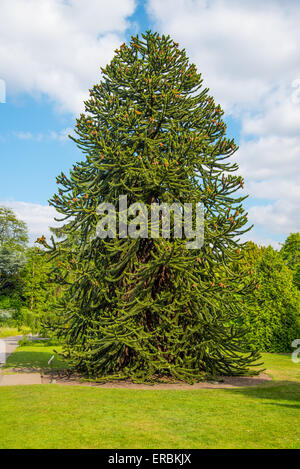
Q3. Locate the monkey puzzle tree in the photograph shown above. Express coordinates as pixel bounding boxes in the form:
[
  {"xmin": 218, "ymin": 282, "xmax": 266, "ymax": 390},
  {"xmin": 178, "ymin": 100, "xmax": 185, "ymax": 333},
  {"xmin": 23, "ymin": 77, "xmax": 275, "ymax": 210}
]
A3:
[{"xmin": 43, "ymin": 31, "xmax": 261, "ymax": 382}]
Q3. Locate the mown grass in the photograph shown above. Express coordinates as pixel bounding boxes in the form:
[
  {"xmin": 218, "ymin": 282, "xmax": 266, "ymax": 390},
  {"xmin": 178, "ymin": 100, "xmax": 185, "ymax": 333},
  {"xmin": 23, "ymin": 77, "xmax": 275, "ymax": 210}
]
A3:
[
  {"xmin": 2, "ymin": 340, "xmax": 67, "ymax": 372},
  {"xmin": 261, "ymin": 352, "xmax": 300, "ymax": 382},
  {"xmin": 0, "ymin": 382, "xmax": 299, "ymax": 449},
  {"xmin": 0, "ymin": 346, "xmax": 299, "ymax": 449},
  {"xmin": 0, "ymin": 326, "xmax": 30, "ymax": 338}
]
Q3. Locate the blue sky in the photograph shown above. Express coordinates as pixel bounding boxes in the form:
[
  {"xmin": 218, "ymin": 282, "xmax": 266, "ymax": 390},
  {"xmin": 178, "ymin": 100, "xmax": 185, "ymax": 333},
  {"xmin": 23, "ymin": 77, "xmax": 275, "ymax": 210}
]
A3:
[{"xmin": 0, "ymin": 0, "xmax": 299, "ymax": 245}]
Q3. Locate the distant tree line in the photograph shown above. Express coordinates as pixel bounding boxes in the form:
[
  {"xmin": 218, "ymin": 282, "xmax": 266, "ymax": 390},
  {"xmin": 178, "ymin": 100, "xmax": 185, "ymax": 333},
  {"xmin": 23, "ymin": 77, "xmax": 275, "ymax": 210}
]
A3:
[{"xmin": 0, "ymin": 206, "xmax": 60, "ymax": 331}]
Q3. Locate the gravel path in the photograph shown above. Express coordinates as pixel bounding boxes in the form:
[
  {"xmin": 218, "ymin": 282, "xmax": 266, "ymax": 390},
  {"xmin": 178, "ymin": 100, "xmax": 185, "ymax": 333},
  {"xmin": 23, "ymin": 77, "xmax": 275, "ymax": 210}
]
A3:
[{"xmin": 0, "ymin": 336, "xmax": 41, "ymax": 386}]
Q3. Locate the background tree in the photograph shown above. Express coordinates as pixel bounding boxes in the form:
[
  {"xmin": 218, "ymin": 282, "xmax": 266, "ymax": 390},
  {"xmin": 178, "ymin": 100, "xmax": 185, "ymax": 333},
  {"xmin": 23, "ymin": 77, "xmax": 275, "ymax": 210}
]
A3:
[
  {"xmin": 281, "ymin": 233, "xmax": 300, "ymax": 290},
  {"xmin": 0, "ymin": 207, "xmax": 28, "ymax": 247},
  {"xmin": 0, "ymin": 206, "xmax": 28, "ymax": 327},
  {"xmin": 0, "ymin": 207, "xmax": 28, "ymax": 292},
  {"xmin": 19, "ymin": 247, "xmax": 60, "ymax": 331},
  {"xmin": 236, "ymin": 242, "xmax": 300, "ymax": 352},
  {"xmin": 46, "ymin": 31, "xmax": 261, "ymax": 382}
]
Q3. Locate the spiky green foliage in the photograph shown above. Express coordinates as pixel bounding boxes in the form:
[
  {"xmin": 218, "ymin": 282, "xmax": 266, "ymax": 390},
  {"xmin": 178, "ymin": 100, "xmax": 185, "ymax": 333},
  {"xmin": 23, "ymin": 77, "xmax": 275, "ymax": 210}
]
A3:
[{"xmin": 45, "ymin": 31, "xmax": 261, "ymax": 382}]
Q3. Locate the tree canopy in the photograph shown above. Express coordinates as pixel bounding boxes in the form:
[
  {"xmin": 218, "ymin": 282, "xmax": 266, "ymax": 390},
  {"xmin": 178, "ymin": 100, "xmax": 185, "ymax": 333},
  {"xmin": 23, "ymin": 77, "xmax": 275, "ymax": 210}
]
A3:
[
  {"xmin": 237, "ymin": 242, "xmax": 300, "ymax": 352},
  {"xmin": 0, "ymin": 207, "xmax": 28, "ymax": 291},
  {"xmin": 281, "ymin": 233, "xmax": 300, "ymax": 290}
]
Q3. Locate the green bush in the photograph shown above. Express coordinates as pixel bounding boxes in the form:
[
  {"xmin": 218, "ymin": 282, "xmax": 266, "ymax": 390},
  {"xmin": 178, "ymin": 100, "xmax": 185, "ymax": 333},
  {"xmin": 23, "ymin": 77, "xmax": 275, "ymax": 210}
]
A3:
[
  {"xmin": 241, "ymin": 244, "xmax": 300, "ymax": 352},
  {"xmin": 18, "ymin": 336, "xmax": 31, "ymax": 346},
  {"xmin": 0, "ymin": 295, "xmax": 21, "ymax": 327}
]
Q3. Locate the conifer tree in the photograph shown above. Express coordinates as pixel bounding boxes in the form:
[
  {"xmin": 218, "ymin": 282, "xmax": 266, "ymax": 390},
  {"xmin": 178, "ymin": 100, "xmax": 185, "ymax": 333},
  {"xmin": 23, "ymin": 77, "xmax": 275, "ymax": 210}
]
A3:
[{"xmin": 43, "ymin": 31, "xmax": 261, "ymax": 382}]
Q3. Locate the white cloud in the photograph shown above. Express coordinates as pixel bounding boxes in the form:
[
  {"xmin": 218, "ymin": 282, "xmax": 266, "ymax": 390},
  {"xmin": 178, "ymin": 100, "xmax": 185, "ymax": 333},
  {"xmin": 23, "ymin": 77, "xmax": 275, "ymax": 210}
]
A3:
[
  {"xmin": 235, "ymin": 135, "xmax": 300, "ymax": 234},
  {"xmin": 13, "ymin": 127, "xmax": 74, "ymax": 142},
  {"xmin": 13, "ymin": 131, "xmax": 36, "ymax": 141},
  {"xmin": 49, "ymin": 127, "xmax": 74, "ymax": 141},
  {"xmin": 236, "ymin": 136, "xmax": 300, "ymax": 182},
  {"xmin": 240, "ymin": 230, "xmax": 281, "ymax": 250},
  {"xmin": 242, "ymin": 83, "xmax": 300, "ymax": 137},
  {"xmin": 248, "ymin": 200, "xmax": 299, "ymax": 235},
  {"xmin": 0, "ymin": 200, "xmax": 61, "ymax": 245},
  {"xmin": 0, "ymin": 0, "xmax": 136, "ymax": 114},
  {"xmin": 148, "ymin": 0, "xmax": 300, "ymax": 242},
  {"xmin": 147, "ymin": 0, "xmax": 300, "ymax": 114}
]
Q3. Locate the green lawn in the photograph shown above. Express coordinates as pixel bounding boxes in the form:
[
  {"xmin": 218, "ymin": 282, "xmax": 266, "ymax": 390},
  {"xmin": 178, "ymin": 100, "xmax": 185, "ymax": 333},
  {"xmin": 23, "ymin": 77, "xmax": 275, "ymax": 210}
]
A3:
[
  {"xmin": 0, "ymin": 347, "xmax": 299, "ymax": 449},
  {"xmin": 261, "ymin": 352, "xmax": 300, "ymax": 382},
  {"xmin": 0, "ymin": 326, "xmax": 30, "ymax": 338},
  {"xmin": 2, "ymin": 340, "xmax": 67, "ymax": 372}
]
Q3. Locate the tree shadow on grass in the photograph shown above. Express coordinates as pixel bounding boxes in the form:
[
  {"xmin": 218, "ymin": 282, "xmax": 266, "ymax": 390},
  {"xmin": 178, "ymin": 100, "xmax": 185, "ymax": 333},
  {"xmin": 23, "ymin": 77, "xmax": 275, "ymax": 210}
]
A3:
[
  {"xmin": 223, "ymin": 380, "xmax": 300, "ymax": 410},
  {"xmin": 266, "ymin": 402, "xmax": 300, "ymax": 410}
]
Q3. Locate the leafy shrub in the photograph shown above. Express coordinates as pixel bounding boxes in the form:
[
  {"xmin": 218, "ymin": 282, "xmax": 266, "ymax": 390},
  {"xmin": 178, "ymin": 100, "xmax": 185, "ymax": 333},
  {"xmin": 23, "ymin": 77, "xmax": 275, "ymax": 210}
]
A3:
[
  {"xmin": 241, "ymin": 244, "xmax": 300, "ymax": 352},
  {"xmin": 0, "ymin": 295, "xmax": 20, "ymax": 327}
]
